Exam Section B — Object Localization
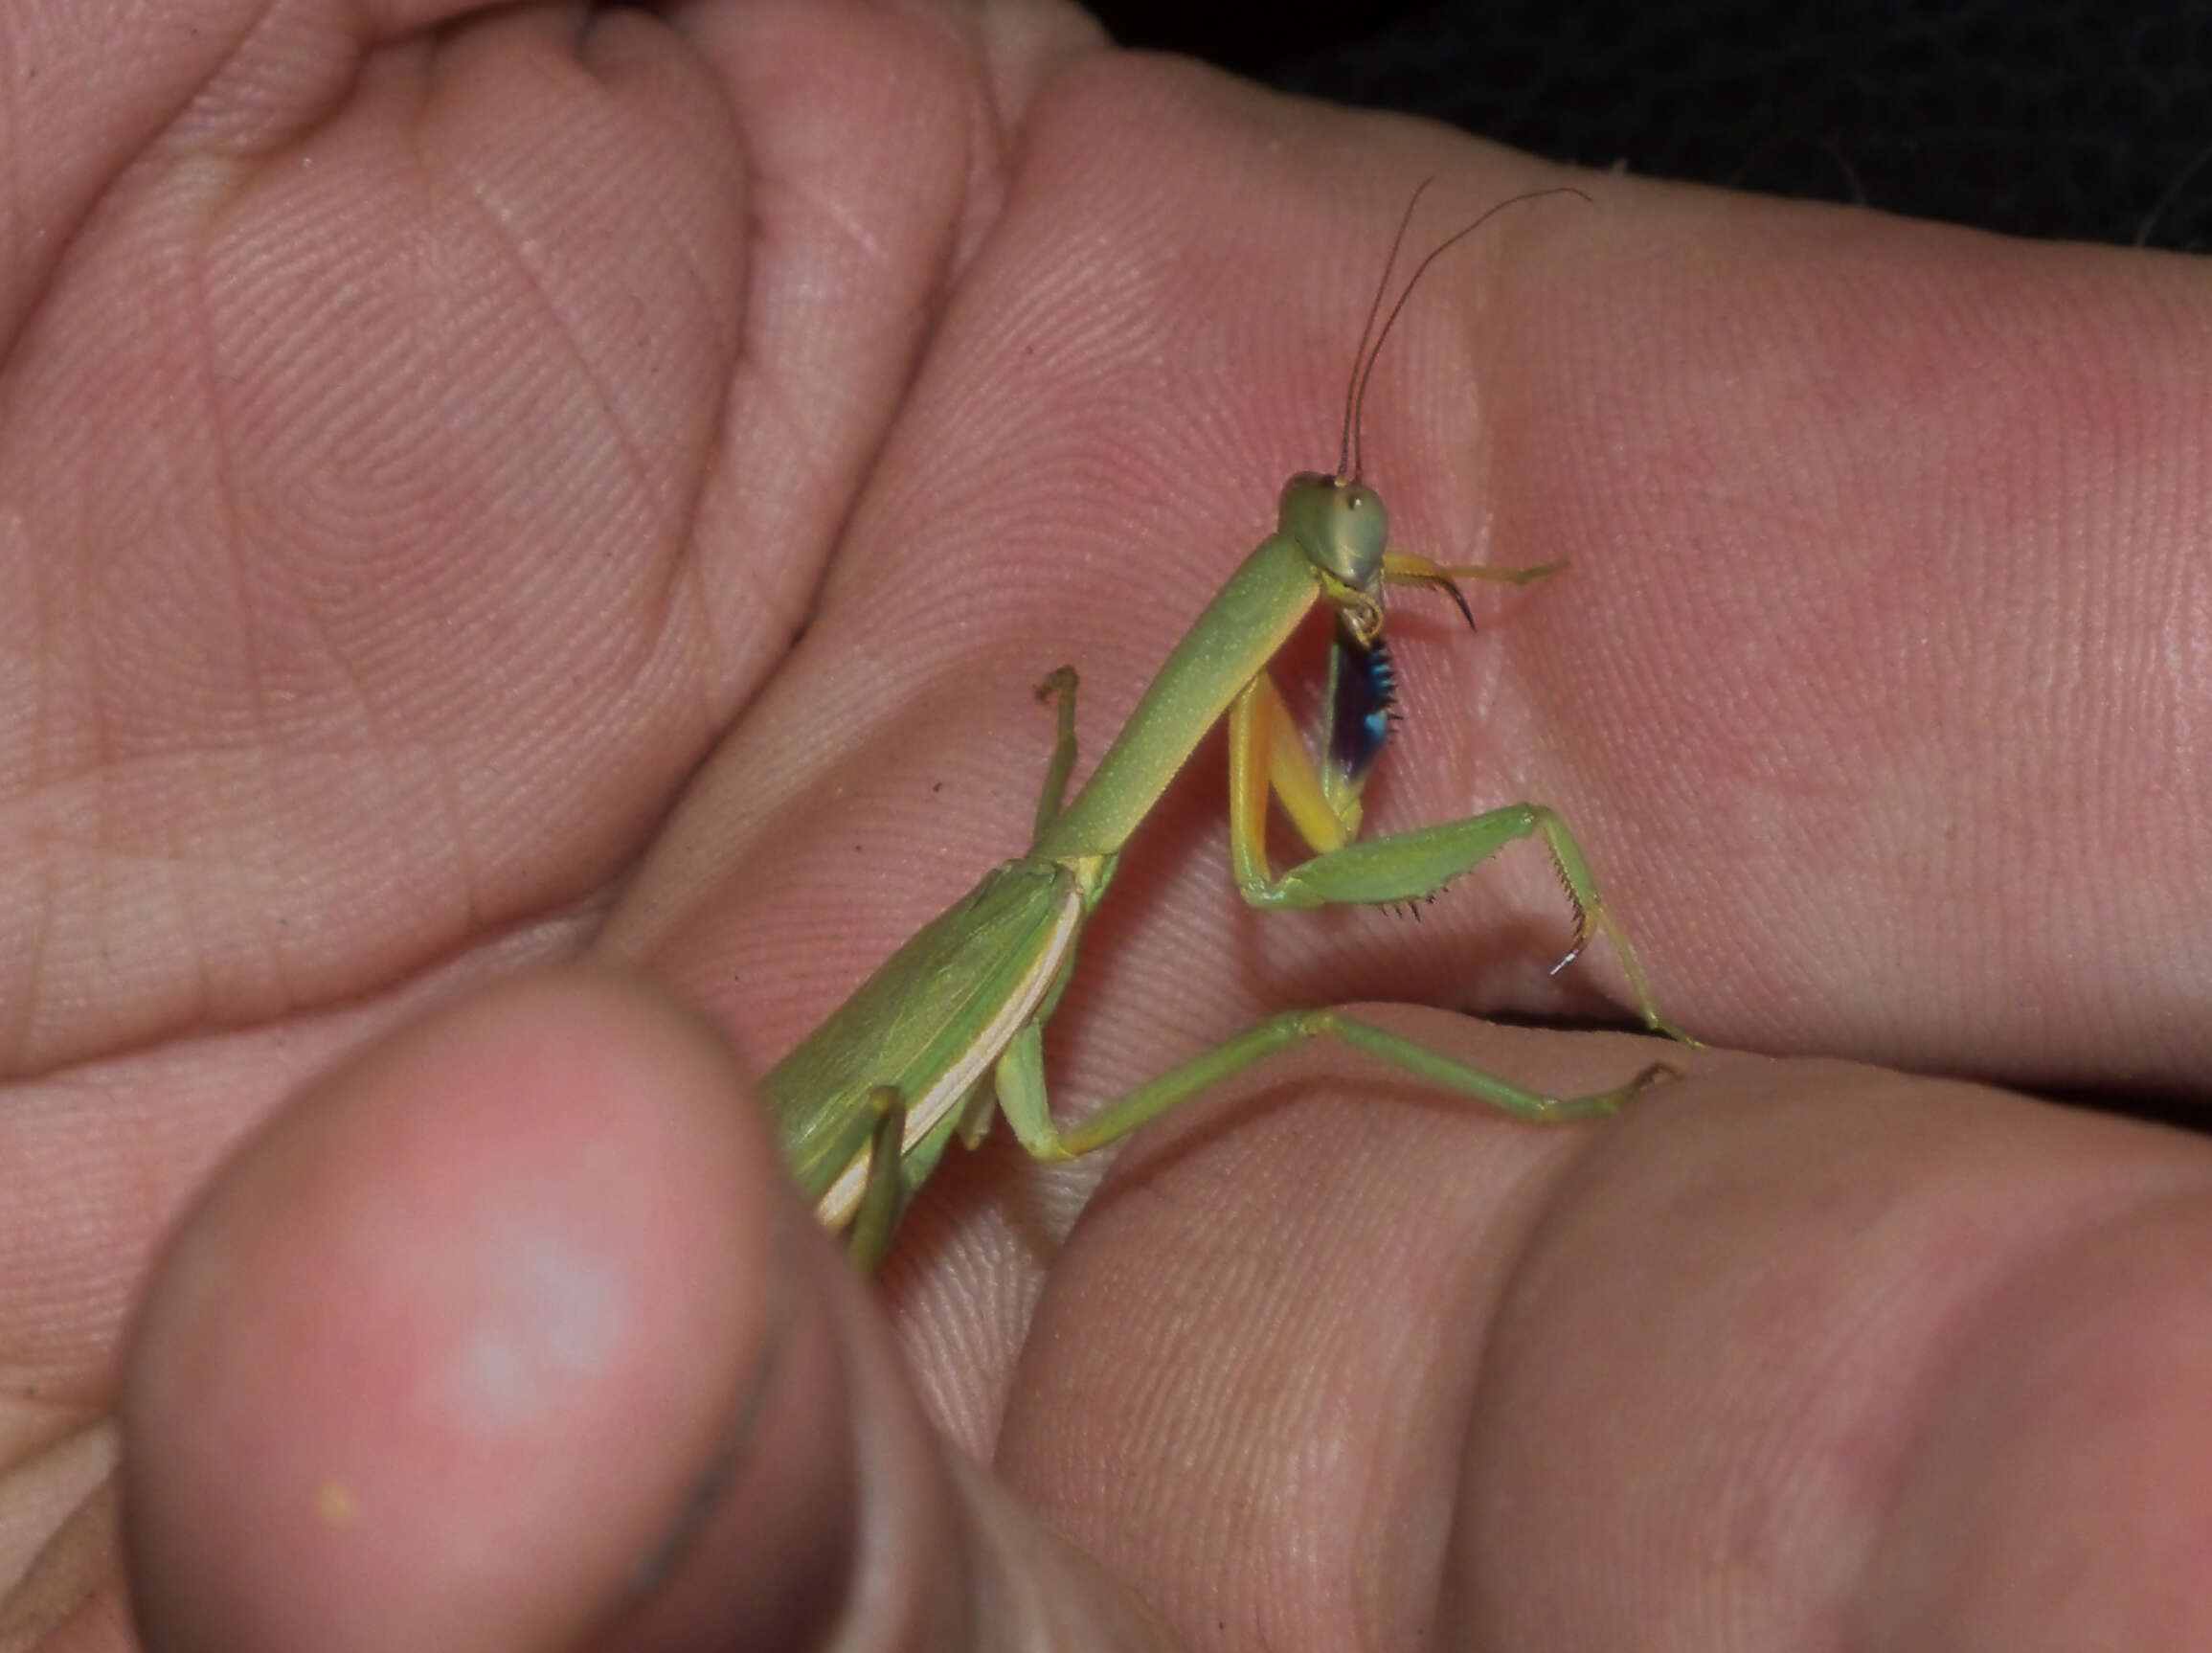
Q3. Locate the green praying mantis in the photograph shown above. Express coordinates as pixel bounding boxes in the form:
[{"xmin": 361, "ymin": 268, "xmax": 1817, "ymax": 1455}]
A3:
[{"xmin": 761, "ymin": 186, "xmax": 1693, "ymax": 1268}]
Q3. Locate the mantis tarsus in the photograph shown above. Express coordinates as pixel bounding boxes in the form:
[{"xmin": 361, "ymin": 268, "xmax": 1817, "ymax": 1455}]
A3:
[{"xmin": 763, "ymin": 186, "xmax": 1693, "ymax": 1268}]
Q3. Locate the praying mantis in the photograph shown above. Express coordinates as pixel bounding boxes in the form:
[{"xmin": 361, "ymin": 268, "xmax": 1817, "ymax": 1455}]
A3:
[{"xmin": 761, "ymin": 186, "xmax": 1693, "ymax": 1268}]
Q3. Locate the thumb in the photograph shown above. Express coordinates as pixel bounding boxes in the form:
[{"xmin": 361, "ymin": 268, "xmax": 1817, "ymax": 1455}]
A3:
[{"xmin": 122, "ymin": 967, "xmax": 1170, "ymax": 1652}]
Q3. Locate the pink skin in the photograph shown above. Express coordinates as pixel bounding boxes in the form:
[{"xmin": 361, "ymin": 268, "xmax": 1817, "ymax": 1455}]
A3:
[{"xmin": 0, "ymin": 0, "xmax": 2206, "ymax": 1647}]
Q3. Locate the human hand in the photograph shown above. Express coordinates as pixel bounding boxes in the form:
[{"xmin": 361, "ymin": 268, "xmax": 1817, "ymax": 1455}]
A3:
[{"xmin": 7, "ymin": 0, "xmax": 2208, "ymax": 1646}]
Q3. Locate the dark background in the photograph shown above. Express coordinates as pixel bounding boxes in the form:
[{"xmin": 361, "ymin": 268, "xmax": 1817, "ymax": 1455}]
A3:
[{"xmin": 1087, "ymin": 0, "xmax": 2212, "ymax": 251}]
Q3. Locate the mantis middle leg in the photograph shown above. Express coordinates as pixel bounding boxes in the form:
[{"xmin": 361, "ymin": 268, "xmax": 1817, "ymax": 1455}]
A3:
[{"xmin": 1228, "ymin": 669, "xmax": 1690, "ymax": 1043}]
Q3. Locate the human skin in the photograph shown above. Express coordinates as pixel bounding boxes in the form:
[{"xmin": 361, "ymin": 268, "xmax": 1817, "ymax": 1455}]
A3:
[{"xmin": 1, "ymin": 0, "xmax": 2208, "ymax": 1647}]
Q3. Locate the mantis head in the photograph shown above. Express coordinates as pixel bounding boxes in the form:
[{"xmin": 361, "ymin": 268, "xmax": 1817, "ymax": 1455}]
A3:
[
  {"xmin": 1286, "ymin": 179, "xmax": 1591, "ymax": 645},
  {"xmin": 1278, "ymin": 469, "xmax": 1389, "ymax": 644}
]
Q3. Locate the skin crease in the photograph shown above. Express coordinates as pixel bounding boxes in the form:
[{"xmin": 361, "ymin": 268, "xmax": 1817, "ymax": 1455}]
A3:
[{"xmin": 0, "ymin": 0, "xmax": 2207, "ymax": 1645}]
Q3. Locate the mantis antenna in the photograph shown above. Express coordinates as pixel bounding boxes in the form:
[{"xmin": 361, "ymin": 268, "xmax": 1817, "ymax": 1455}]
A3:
[{"xmin": 1338, "ymin": 182, "xmax": 1593, "ymax": 484}]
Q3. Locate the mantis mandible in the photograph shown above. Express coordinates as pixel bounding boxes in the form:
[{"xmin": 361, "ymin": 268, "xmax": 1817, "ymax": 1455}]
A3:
[{"xmin": 764, "ymin": 185, "xmax": 1692, "ymax": 1267}]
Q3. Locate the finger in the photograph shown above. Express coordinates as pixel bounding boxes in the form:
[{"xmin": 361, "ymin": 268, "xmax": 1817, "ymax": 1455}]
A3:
[
  {"xmin": 4, "ymin": 0, "xmax": 756, "ymax": 1071},
  {"xmin": 123, "ymin": 967, "xmax": 1173, "ymax": 1653},
  {"xmin": 628, "ymin": 66, "xmax": 2212, "ymax": 1102},
  {"xmin": 993, "ymin": 1016, "xmax": 2212, "ymax": 1649},
  {"xmin": 122, "ymin": 969, "xmax": 780, "ymax": 1649},
  {"xmin": 1459, "ymin": 1053, "xmax": 2212, "ymax": 1649}
]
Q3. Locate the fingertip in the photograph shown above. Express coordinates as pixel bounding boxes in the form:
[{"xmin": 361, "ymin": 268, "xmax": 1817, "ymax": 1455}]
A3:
[{"xmin": 123, "ymin": 968, "xmax": 786, "ymax": 1652}]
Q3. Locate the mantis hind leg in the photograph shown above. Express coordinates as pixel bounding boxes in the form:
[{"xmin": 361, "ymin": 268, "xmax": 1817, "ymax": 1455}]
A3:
[
  {"xmin": 994, "ymin": 1008, "xmax": 1677, "ymax": 1166},
  {"xmin": 845, "ymin": 1089, "xmax": 910, "ymax": 1271},
  {"xmin": 839, "ymin": 1079, "xmax": 996, "ymax": 1270},
  {"xmin": 1228, "ymin": 672, "xmax": 1693, "ymax": 1044}
]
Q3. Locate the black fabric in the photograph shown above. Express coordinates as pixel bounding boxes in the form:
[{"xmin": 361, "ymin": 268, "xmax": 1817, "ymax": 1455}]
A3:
[{"xmin": 1090, "ymin": 0, "xmax": 2212, "ymax": 250}]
